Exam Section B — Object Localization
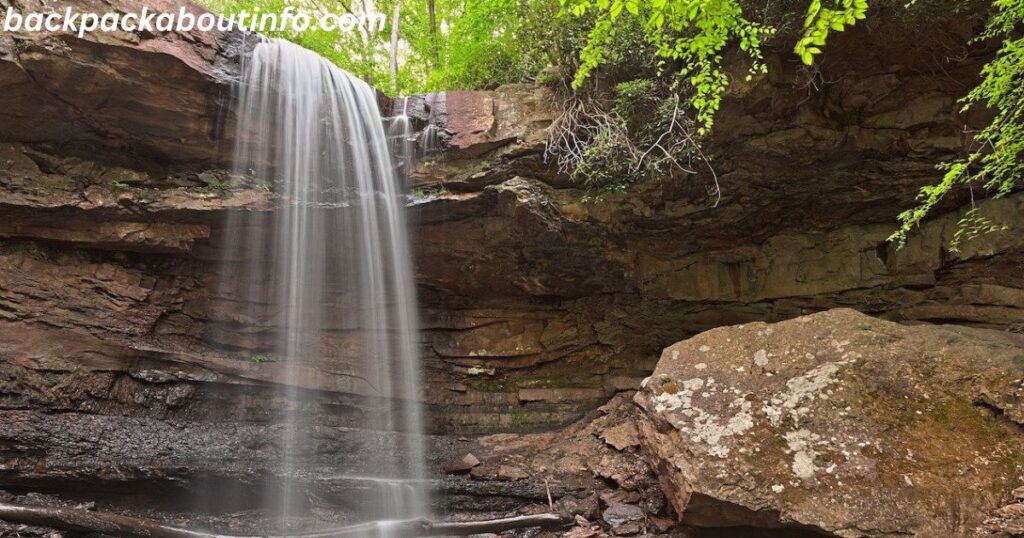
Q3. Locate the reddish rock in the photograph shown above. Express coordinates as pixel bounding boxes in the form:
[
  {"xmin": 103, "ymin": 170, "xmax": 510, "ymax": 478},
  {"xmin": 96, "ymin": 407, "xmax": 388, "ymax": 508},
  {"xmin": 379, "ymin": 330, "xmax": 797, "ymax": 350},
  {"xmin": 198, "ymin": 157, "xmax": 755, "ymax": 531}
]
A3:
[{"xmin": 0, "ymin": 0, "xmax": 248, "ymax": 169}]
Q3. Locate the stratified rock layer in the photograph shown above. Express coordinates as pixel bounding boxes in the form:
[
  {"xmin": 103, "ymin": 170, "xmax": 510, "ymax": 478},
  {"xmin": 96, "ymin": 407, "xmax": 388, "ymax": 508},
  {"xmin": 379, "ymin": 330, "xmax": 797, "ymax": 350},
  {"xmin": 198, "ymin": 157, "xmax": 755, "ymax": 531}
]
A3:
[
  {"xmin": 1, "ymin": 0, "xmax": 1021, "ymax": 434},
  {"xmin": 635, "ymin": 309, "xmax": 1024, "ymax": 537}
]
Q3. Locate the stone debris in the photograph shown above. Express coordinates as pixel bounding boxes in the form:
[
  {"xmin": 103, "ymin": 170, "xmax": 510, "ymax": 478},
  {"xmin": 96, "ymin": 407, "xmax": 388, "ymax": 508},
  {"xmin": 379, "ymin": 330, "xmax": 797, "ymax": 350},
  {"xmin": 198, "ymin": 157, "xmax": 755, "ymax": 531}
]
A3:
[
  {"xmin": 497, "ymin": 465, "xmax": 530, "ymax": 481},
  {"xmin": 600, "ymin": 422, "xmax": 640, "ymax": 451},
  {"xmin": 601, "ymin": 503, "xmax": 645, "ymax": 536},
  {"xmin": 445, "ymin": 452, "xmax": 481, "ymax": 474}
]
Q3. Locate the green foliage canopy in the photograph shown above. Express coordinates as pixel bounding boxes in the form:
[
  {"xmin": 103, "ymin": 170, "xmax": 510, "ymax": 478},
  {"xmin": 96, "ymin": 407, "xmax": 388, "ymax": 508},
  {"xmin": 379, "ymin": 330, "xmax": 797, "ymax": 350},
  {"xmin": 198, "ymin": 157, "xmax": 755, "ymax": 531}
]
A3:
[
  {"xmin": 200, "ymin": 0, "xmax": 561, "ymax": 93},
  {"xmin": 564, "ymin": 0, "xmax": 775, "ymax": 134}
]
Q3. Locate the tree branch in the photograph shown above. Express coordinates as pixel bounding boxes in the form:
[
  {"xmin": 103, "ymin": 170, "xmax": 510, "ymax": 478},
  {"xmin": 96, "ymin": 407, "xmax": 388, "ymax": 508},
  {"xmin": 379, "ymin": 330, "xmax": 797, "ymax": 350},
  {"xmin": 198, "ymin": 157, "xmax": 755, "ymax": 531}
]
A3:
[{"xmin": 0, "ymin": 502, "xmax": 568, "ymax": 538}]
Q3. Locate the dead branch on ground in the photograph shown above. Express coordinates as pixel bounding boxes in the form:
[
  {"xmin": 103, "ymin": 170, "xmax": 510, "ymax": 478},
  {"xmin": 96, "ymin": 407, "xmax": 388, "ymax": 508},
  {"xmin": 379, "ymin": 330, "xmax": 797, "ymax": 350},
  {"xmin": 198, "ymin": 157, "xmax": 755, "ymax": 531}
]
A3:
[{"xmin": 0, "ymin": 502, "xmax": 568, "ymax": 538}]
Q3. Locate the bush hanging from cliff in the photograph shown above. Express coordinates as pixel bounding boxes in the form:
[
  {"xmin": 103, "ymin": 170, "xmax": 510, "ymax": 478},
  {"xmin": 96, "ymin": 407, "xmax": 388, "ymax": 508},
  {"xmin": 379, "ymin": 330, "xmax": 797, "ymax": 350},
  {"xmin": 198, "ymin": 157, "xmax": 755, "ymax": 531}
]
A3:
[{"xmin": 546, "ymin": 78, "xmax": 705, "ymax": 192}]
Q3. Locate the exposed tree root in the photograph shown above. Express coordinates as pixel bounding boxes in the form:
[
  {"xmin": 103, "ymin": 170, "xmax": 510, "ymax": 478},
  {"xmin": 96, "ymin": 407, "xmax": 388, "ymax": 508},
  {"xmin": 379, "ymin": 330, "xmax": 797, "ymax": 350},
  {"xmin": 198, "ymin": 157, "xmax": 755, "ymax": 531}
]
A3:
[{"xmin": 0, "ymin": 502, "xmax": 568, "ymax": 537}]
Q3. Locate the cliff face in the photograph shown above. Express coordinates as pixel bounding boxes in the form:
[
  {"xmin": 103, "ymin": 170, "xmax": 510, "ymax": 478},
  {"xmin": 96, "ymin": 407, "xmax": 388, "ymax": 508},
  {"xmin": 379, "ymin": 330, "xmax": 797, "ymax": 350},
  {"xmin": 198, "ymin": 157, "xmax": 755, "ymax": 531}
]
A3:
[
  {"xmin": 1, "ymin": 0, "xmax": 1023, "ymax": 529},
  {"xmin": 396, "ymin": 12, "xmax": 1024, "ymax": 430}
]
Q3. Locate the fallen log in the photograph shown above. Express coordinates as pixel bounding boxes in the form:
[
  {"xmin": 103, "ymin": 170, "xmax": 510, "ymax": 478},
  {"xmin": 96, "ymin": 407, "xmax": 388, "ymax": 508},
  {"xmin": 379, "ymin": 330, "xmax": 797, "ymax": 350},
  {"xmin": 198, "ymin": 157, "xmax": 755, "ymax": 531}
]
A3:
[{"xmin": 0, "ymin": 502, "xmax": 568, "ymax": 537}]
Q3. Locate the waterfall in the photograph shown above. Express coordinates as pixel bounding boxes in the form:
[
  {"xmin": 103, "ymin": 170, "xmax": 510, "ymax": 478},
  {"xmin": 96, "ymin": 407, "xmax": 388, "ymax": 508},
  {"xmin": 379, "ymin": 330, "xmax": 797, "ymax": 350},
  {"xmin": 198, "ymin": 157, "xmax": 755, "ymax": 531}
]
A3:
[
  {"xmin": 385, "ymin": 108, "xmax": 414, "ymax": 185},
  {"xmin": 217, "ymin": 38, "xmax": 428, "ymax": 532},
  {"xmin": 418, "ymin": 124, "xmax": 442, "ymax": 156}
]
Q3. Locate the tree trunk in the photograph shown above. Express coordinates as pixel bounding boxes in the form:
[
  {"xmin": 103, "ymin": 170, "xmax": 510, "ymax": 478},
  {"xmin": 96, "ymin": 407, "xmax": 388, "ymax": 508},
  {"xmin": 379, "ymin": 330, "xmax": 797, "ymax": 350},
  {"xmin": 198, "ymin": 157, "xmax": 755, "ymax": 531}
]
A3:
[
  {"xmin": 0, "ymin": 502, "xmax": 568, "ymax": 538},
  {"xmin": 390, "ymin": 0, "xmax": 402, "ymax": 94},
  {"xmin": 429, "ymin": 0, "xmax": 438, "ymax": 66},
  {"xmin": 360, "ymin": 0, "xmax": 375, "ymax": 85}
]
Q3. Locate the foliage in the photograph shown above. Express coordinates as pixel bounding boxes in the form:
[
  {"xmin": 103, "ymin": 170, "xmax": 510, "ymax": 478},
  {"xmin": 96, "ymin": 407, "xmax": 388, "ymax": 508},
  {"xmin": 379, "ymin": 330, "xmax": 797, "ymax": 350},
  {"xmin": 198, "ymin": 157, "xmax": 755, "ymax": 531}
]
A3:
[
  {"xmin": 427, "ymin": 0, "xmax": 553, "ymax": 89},
  {"xmin": 199, "ymin": 0, "xmax": 566, "ymax": 94},
  {"xmin": 571, "ymin": 130, "xmax": 639, "ymax": 190},
  {"xmin": 794, "ymin": 0, "xmax": 868, "ymax": 66},
  {"xmin": 562, "ymin": 0, "xmax": 775, "ymax": 134},
  {"xmin": 890, "ymin": 0, "xmax": 1024, "ymax": 248},
  {"xmin": 199, "ymin": 0, "xmax": 398, "ymax": 89},
  {"xmin": 206, "ymin": 178, "xmax": 233, "ymax": 198},
  {"xmin": 545, "ymin": 0, "xmax": 868, "ymax": 198}
]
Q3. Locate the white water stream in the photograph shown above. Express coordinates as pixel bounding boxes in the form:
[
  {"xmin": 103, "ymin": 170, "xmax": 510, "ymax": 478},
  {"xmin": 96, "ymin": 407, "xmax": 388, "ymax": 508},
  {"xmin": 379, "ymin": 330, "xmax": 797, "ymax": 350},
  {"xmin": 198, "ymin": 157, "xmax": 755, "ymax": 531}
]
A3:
[{"xmin": 220, "ymin": 38, "xmax": 428, "ymax": 533}]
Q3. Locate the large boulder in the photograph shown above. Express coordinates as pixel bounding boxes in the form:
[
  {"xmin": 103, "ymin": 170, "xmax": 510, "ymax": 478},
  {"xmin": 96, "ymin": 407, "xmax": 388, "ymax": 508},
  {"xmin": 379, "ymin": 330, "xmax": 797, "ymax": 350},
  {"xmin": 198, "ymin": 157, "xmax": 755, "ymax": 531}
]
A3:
[{"xmin": 635, "ymin": 309, "xmax": 1024, "ymax": 536}]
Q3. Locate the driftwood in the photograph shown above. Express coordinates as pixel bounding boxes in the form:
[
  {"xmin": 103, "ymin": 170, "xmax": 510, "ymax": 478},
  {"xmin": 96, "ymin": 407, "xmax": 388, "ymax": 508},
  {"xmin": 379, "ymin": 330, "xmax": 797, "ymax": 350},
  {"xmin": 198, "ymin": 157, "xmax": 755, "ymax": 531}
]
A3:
[{"xmin": 0, "ymin": 502, "xmax": 568, "ymax": 537}]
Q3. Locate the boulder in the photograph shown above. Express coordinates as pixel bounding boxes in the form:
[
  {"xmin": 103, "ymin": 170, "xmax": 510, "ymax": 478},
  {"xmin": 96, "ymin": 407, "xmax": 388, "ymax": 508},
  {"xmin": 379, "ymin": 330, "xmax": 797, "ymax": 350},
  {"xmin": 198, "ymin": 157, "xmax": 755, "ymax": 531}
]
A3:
[
  {"xmin": 445, "ymin": 452, "xmax": 481, "ymax": 474},
  {"xmin": 635, "ymin": 309, "xmax": 1024, "ymax": 536}
]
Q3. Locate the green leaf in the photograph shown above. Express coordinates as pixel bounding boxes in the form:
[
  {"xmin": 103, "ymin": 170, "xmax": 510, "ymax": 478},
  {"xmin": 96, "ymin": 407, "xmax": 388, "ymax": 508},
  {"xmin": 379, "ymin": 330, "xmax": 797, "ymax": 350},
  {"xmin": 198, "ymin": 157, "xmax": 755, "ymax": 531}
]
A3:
[{"xmin": 610, "ymin": 0, "xmax": 623, "ymax": 18}]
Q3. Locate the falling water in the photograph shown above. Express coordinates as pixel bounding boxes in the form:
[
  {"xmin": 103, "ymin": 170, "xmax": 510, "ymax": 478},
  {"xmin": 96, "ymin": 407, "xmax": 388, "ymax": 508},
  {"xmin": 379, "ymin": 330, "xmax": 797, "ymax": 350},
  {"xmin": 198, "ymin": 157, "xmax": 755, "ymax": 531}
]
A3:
[
  {"xmin": 385, "ymin": 100, "xmax": 414, "ymax": 183},
  {"xmin": 418, "ymin": 92, "xmax": 446, "ymax": 159},
  {"xmin": 218, "ymin": 38, "xmax": 427, "ymax": 533},
  {"xmin": 418, "ymin": 124, "xmax": 442, "ymax": 156}
]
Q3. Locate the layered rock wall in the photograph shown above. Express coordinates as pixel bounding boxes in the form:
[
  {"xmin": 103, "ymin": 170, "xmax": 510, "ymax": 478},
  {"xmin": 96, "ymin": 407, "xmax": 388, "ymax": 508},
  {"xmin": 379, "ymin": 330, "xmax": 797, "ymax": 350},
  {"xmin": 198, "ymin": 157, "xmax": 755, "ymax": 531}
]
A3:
[{"xmin": 1, "ymin": 1, "xmax": 1022, "ymax": 436}]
